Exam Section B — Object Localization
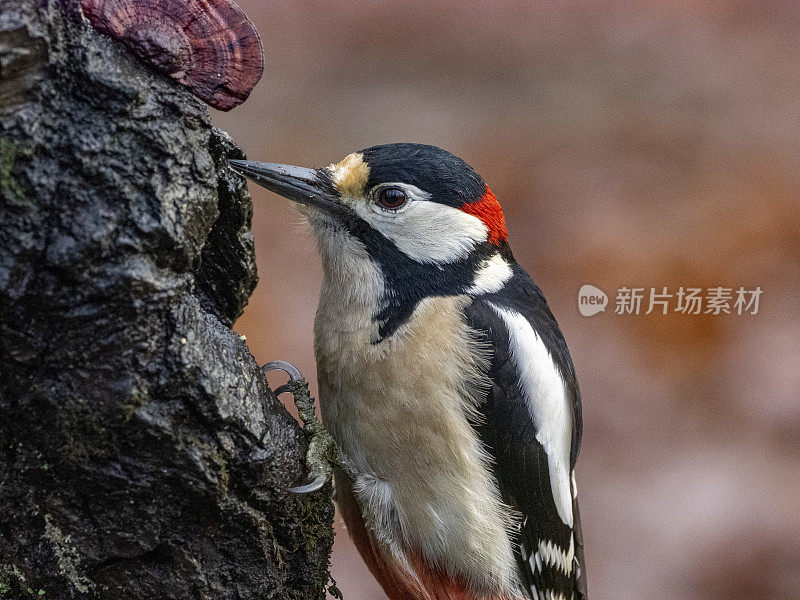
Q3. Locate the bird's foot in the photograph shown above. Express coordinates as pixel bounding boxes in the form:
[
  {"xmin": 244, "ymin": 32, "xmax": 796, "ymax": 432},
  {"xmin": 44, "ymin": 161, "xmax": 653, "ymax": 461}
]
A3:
[{"xmin": 262, "ymin": 360, "xmax": 339, "ymax": 494}]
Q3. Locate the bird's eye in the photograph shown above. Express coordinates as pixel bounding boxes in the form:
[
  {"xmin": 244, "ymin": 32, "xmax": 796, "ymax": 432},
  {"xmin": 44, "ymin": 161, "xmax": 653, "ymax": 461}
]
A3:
[{"xmin": 376, "ymin": 187, "xmax": 407, "ymax": 210}]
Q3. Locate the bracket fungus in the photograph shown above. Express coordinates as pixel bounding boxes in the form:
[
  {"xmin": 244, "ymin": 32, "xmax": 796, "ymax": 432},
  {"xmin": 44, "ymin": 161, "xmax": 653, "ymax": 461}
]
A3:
[{"xmin": 80, "ymin": 0, "xmax": 264, "ymax": 110}]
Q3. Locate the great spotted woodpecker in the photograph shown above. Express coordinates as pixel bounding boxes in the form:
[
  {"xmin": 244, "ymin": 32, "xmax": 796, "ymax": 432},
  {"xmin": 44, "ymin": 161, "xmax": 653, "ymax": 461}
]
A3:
[{"xmin": 230, "ymin": 144, "xmax": 587, "ymax": 600}]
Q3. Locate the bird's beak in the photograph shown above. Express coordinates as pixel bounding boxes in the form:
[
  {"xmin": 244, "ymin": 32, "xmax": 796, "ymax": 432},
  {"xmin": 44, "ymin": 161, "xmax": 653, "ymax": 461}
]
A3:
[{"xmin": 228, "ymin": 159, "xmax": 347, "ymax": 216}]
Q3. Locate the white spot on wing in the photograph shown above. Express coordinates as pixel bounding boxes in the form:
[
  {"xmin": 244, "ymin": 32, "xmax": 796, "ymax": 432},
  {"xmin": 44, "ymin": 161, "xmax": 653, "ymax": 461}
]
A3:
[
  {"xmin": 488, "ymin": 303, "xmax": 574, "ymax": 527},
  {"xmin": 538, "ymin": 535, "xmax": 575, "ymax": 575}
]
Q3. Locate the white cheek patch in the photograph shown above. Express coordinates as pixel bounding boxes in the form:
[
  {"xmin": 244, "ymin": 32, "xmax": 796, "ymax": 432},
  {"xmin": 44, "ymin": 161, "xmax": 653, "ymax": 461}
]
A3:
[
  {"xmin": 489, "ymin": 303, "xmax": 574, "ymax": 528},
  {"xmin": 468, "ymin": 253, "xmax": 513, "ymax": 294},
  {"xmin": 354, "ymin": 196, "xmax": 489, "ymax": 264}
]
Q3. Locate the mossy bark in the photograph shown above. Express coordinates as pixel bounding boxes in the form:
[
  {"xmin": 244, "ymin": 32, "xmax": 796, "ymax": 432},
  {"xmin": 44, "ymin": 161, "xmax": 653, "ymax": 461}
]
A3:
[{"xmin": 0, "ymin": 2, "xmax": 334, "ymax": 598}]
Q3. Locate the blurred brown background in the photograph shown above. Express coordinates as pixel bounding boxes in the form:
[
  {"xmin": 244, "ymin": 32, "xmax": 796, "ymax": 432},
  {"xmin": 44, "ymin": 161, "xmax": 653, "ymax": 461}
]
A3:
[{"xmin": 213, "ymin": 2, "xmax": 800, "ymax": 599}]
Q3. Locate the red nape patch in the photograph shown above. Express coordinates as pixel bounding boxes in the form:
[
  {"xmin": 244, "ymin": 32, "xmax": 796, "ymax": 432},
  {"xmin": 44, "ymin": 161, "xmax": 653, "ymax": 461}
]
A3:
[{"xmin": 461, "ymin": 186, "xmax": 508, "ymax": 245}]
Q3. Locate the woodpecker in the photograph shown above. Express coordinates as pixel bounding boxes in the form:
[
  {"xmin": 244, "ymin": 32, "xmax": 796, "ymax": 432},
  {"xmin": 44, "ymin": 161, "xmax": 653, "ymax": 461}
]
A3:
[{"xmin": 229, "ymin": 144, "xmax": 587, "ymax": 600}]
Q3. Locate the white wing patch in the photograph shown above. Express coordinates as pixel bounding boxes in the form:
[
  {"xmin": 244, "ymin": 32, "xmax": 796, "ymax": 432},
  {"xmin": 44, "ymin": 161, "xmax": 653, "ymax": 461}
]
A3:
[{"xmin": 488, "ymin": 303, "xmax": 574, "ymax": 527}]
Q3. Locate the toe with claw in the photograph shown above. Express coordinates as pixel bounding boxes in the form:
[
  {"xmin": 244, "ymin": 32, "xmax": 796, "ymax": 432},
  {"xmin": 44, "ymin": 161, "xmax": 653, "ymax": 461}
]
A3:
[{"xmin": 262, "ymin": 360, "xmax": 339, "ymax": 494}]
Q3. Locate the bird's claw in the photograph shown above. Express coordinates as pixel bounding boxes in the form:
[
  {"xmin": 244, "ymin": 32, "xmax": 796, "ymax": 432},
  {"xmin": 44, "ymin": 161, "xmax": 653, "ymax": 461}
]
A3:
[
  {"xmin": 262, "ymin": 360, "xmax": 338, "ymax": 494},
  {"xmin": 262, "ymin": 360, "xmax": 302, "ymax": 382},
  {"xmin": 288, "ymin": 473, "xmax": 328, "ymax": 494}
]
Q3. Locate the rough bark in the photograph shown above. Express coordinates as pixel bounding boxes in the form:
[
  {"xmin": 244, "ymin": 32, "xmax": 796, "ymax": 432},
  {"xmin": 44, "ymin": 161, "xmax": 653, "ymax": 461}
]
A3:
[{"xmin": 0, "ymin": 2, "xmax": 335, "ymax": 598}]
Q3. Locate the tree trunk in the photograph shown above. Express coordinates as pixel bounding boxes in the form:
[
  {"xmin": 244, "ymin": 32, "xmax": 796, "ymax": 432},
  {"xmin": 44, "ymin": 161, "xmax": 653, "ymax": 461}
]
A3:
[{"xmin": 0, "ymin": 2, "xmax": 334, "ymax": 598}]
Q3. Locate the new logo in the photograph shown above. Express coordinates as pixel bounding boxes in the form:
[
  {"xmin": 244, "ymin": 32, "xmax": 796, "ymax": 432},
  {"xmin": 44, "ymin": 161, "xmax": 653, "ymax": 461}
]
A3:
[{"xmin": 578, "ymin": 284, "xmax": 608, "ymax": 316}]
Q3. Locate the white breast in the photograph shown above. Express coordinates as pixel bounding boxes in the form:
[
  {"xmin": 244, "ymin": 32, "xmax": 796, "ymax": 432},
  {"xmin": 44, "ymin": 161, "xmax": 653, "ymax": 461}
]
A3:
[{"xmin": 312, "ymin": 232, "xmax": 520, "ymax": 595}]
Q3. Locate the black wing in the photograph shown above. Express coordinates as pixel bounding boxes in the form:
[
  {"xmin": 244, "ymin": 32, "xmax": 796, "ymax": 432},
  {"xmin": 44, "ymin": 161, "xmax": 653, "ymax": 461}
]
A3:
[{"xmin": 465, "ymin": 265, "xmax": 587, "ymax": 600}]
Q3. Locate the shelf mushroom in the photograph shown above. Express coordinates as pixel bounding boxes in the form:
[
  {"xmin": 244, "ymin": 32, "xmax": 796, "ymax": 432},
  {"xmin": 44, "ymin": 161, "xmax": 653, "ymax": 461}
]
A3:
[{"xmin": 80, "ymin": 0, "xmax": 264, "ymax": 111}]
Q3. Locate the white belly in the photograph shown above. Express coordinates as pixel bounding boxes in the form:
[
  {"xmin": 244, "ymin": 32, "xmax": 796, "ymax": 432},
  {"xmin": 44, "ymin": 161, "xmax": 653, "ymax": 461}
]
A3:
[{"xmin": 314, "ymin": 289, "xmax": 520, "ymax": 594}]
